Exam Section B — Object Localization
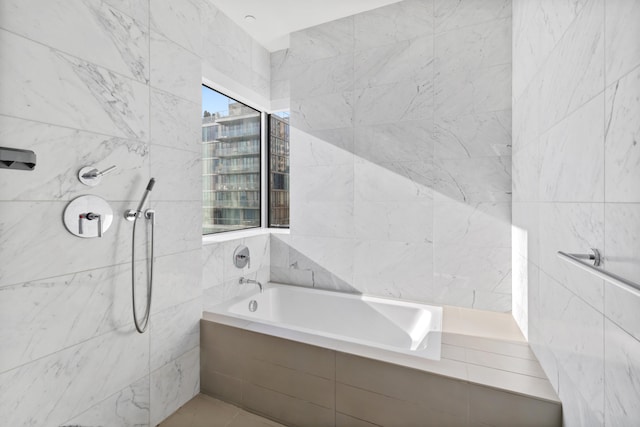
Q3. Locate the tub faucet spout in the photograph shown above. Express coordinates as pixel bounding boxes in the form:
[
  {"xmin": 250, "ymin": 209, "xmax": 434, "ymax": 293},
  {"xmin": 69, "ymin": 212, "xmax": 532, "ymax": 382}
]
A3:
[{"xmin": 239, "ymin": 277, "xmax": 263, "ymax": 293}]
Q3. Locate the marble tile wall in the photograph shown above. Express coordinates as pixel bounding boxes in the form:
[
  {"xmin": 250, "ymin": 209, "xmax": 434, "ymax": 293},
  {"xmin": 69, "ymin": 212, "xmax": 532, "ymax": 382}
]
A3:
[
  {"xmin": 0, "ymin": 0, "xmax": 215, "ymax": 424},
  {"xmin": 275, "ymin": 0, "xmax": 512, "ymax": 311},
  {"xmin": 512, "ymin": 0, "xmax": 640, "ymax": 424}
]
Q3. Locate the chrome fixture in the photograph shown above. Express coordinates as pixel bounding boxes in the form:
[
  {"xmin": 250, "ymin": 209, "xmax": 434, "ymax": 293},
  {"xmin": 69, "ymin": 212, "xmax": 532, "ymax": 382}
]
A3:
[
  {"xmin": 558, "ymin": 249, "xmax": 640, "ymax": 294},
  {"xmin": 125, "ymin": 178, "xmax": 155, "ymax": 221},
  {"xmin": 63, "ymin": 195, "xmax": 113, "ymax": 238},
  {"xmin": 248, "ymin": 299, "xmax": 258, "ymax": 312},
  {"xmin": 233, "ymin": 245, "xmax": 250, "ymax": 268},
  {"xmin": 127, "ymin": 178, "xmax": 156, "ymax": 334},
  {"xmin": 0, "ymin": 146, "xmax": 36, "ymax": 171},
  {"xmin": 78, "ymin": 165, "xmax": 117, "ymax": 186},
  {"xmin": 239, "ymin": 277, "xmax": 263, "ymax": 293}
]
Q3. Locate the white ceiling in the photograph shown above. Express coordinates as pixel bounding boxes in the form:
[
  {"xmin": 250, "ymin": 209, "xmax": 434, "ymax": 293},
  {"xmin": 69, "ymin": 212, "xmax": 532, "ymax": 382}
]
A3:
[{"xmin": 209, "ymin": 0, "xmax": 404, "ymax": 52}]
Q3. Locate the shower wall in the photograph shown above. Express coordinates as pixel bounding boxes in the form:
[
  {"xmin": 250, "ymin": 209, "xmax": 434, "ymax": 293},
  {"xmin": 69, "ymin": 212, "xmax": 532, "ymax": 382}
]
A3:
[
  {"xmin": 512, "ymin": 0, "xmax": 640, "ymax": 424},
  {"xmin": 271, "ymin": 0, "xmax": 513, "ymax": 311},
  {"xmin": 0, "ymin": 0, "xmax": 271, "ymax": 424}
]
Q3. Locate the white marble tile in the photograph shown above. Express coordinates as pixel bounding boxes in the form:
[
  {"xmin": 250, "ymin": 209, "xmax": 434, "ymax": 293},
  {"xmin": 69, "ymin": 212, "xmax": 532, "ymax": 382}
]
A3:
[
  {"xmin": 0, "ymin": 0, "xmax": 149, "ymax": 83},
  {"xmin": 605, "ymin": 281, "xmax": 640, "ymax": 349},
  {"xmin": 270, "ymin": 78, "xmax": 290, "ymax": 102},
  {"xmin": 61, "ymin": 376, "xmax": 150, "ymax": 427},
  {"xmin": 354, "ymin": 0, "xmax": 433, "ymax": 50},
  {"xmin": 557, "ymin": 364, "xmax": 604, "ymax": 426},
  {"xmin": 0, "ymin": 29, "xmax": 149, "ymax": 140},
  {"xmin": 538, "ymin": 0, "xmax": 604, "ymax": 130},
  {"xmin": 605, "ymin": 0, "xmax": 640, "ymax": 85},
  {"xmin": 604, "ymin": 203, "xmax": 640, "ymax": 291},
  {"xmin": 222, "ymin": 234, "xmax": 270, "ymax": 283},
  {"xmin": 290, "ymin": 92, "xmax": 354, "ymax": 132},
  {"xmin": 473, "ymin": 290, "xmax": 512, "ymax": 312},
  {"xmin": 538, "ymin": 203, "xmax": 605, "ymax": 311},
  {"xmin": 512, "ymin": 202, "xmax": 540, "ymax": 266},
  {"xmin": 538, "ymin": 274, "xmax": 604, "ymax": 425},
  {"xmin": 354, "ymin": 80, "xmax": 433, "ymax": 125},
  {"xmin": 291, "ymin": 163, "xmax": 353, "ymax": 203},
  {"xmin": 152, "ymin": 249, "xmax": 202, "ymax": 315},
  {"xmin": 270, "ymin": 234, "xmax": 291, "ymax": 270},
  {"xmin": 0, "ymin": 115, "xmax": 149, "ymax": 202},
  {"xmin": 0, "ymin": 324, "xmax": 149, "ymax": 427},
  {"xmin": 150, "ymin": 31, "xmax": 201, "ymax": 104},
  {"xmin": 434, "ymin": 244, "xmax": 512, "ymax": 294},
  {"xmin": 434, "ymin": 201, "xmax": 511, "ymax": 248},
  {"xmin": 202, "ymin": 242, "xmax": 225, "ymax": 290},
  {"xmin": 204, "ymin": 267, "xmax": 270, "ymax": 310},
  {"xmin": 354, "ymin": 35, "xmax": 433, "ymax": 89},
  {"xmin": 150, "ymin": 347, "xmax": 199, "ymax": 426},
  {"xmin": 271, "ymin": 49, "xmax": 293, "ymax": 83},
  {"xmin": 539, "ymin": 93, "xmax": 604, "ymax": 202},
  {"xmin": 432, "ymin": 156, "xmax": 512, "ymax": 202},
  {"xmin": 435, "ymin": 63, "xmax": 511, "ymax": 118},
  {"xmin": 150, "ymin": 89, "xmax": 201, "ymax": 153},
  {"xmin": 511, "ymin": 138, "xmax": 540, "ymax": 203},
  {"xmin": 354, "ymin": 160, "xmax": 433, "ymax": 202},
  {"xmin": 354, "ymin": 240, "xmax": 433, "ymax": 302},
  {"xmin": 151, "ymin": 0, "xmax": 201, "ymax": 55},
  {"xmin": 151, "ymin": 201, "xmax": 202, "ymax": 257},
  {"xmin": 527, "ymin": 0, "xmax": 590, "ymax": 78},
  {"xmin": 0, "ymin": 262, "xmax": 145, "ymax": 373},
  {"xmin": 512, "ymin": 77, "xmax": 541, "ymax": 148},
  {"xmin": 605, "ymin": 66, "xmax": 640, "ymax": 203},
  {"xmin": 287, "ymin": 235, "xmax": 356, "ymax": 291},
  {"xmin": 354, "ymin": 199, "xmax": 433, "ymax": 244},
  {"xmin": 290, "ymin": 16, "xmax": 354, "ymax": 64},
  {"xmin": 251, "ymin": 40, "xmax": 270, "ymax": 79},
  {"xmin": 604, "ymin": 319, "xmax": 640, "ymax": 426},
  {"xmin": 0, "ymin": 201, "xmax": 145, "ymax": 287},
  {"xmin": 149, "ymin": 145, "xmax": 201, "ymax": 201},
  {"xmin": 355, "ymin": 119, "xmax": 434, "ymax": 164},
  {"xmin": 292, "ymin": 127, "xmax": 354, "ymax": 167},
  {"xmin": 435, "ymin": 18, "xmax": 511, "ymax": 77},
  {"xmin": 290, "ymin": 54, "xmax": 354, "ymax": 99},
  {"xmin": 200, "ymin": 1, "xmax": 252, "ymax": 86},
  {"xmin": 434, "ymin": 0, "xmax": 511, "ymax": 34},
  {"xmin": 435, "ymin": 110, "xmax": 511, "ymax": 159},
  {"xmin": 511, "ymin": 0, "xmax": 540, "ymax": 100},
  {"xmin": 103, "ymin": 0, "xmax": 149, "ymax": 24},
  {"xmin": 150, "ymin": 297, "xmax": 200, "ymax": 371},
  {"xmin": 291, "ymin": 201, "xmax": 355, "ymax": 239},
  {"xmin": 512, "ymin": 254, "xmax": 530, "ymax": 337}
]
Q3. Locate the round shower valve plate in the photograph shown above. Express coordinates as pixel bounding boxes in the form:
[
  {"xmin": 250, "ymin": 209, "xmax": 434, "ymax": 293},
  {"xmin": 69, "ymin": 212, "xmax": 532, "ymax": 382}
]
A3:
[{"xmin": 63, "ymin": 195, "xmax": 113, "ymax": 238}]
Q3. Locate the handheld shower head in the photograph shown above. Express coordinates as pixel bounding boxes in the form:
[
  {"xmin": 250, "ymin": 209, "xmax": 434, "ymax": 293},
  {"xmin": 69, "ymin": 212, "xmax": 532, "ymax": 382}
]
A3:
[{"xmin": 135, "ymin": 178, "xmax": 155, "ymax": 217}]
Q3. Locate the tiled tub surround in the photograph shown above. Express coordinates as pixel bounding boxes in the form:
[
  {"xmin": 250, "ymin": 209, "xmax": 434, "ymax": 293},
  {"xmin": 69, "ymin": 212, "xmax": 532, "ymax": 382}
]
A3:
[
  {"xmin": 512, "ymin": 0, "xmax": 640, "ymax": 425},
  {"xmin": 201, "ymin": 298, "xmax": 561, "ymax": 427},
  {"xmin": 280, "ymin": 0, "xmax": 514, "ymax": 312}
]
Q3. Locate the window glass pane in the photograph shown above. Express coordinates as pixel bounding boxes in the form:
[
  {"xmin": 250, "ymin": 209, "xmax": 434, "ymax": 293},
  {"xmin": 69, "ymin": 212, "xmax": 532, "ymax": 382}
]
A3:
[
  {"xmin": 202, "ymin": 85, "xmax": 261, "ymax": 234},
  {"xmin": 268, "ymin": 111, "xmax": 290, "ymax": 227}
]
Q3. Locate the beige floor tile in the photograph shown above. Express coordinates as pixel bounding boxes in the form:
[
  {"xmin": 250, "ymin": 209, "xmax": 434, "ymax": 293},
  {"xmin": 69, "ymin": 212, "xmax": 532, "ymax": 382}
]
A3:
[{"xmin": 158, "ymin": 394, "xmax": 286, "ymax": 427}]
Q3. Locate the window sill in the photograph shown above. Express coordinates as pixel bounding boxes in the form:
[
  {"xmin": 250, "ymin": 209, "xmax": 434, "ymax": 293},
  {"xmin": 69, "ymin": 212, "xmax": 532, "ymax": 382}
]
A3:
[{"xmin": 202, "ymin": 227, "xmax": 289, "ymax": 245}]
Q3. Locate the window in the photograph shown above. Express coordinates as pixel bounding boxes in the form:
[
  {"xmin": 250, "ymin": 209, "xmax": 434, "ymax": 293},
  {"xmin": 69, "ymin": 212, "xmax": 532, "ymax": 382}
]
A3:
[
  {"xmin": 202, "ymin": 85, "xmax": 261, "ymax": 234},
  {"xmin": 268, "ymin": 112, "xmax": 290, "ymax": 227}
]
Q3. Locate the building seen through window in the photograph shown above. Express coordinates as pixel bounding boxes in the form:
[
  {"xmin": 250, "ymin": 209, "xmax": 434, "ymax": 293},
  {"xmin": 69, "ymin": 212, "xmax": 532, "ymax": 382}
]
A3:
[
  {"xmin": 269, "ymin": 112, "xmax": 290, "ymax": 227},
  {"xmin": 202, "ymin": 85, "xmax": 261, "ymax": 234}
]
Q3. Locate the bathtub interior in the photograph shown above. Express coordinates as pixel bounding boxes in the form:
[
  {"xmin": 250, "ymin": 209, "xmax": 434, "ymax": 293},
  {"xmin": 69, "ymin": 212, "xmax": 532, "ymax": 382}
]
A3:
[{"xmin": 211, "ymin": 283, "xmax": 443, "ymax": 358}]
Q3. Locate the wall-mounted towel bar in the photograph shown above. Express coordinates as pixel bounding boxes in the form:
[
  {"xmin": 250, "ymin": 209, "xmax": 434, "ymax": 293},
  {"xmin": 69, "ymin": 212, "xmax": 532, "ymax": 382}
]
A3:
[{"xmin": 558, "ymin": 250, "xmax": 640, "ymax": 296}]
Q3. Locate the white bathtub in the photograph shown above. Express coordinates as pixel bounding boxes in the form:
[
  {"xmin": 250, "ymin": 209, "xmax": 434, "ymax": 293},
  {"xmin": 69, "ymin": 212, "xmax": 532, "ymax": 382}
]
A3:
[{"xmin": 205, "ymin": 283, "xmax": 443, "ymax": 361}]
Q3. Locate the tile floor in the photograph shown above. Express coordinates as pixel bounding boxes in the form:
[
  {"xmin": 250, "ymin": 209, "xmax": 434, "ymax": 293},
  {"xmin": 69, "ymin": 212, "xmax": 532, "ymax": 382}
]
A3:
[{"xmin": 158, "ymin": 393, "xmax": 287, "ymax": 427}]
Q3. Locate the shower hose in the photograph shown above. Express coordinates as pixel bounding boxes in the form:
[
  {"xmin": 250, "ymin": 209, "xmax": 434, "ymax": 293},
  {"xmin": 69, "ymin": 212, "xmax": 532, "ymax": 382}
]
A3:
[{"xmin": 131, "ymin": 210, "xmax": 155, "ymax": 334}]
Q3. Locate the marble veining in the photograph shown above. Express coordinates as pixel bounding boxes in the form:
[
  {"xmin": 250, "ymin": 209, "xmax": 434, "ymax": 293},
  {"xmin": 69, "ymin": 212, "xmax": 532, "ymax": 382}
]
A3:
[
  {"xmin": 61, "ymin": 376, "xmax": 150, "ymax": 427},
  {"xmin": 435, "ymin": 110, "xmax": 512, "ymax": 159},
  {"xmin": 0, "ymin": 29, "xmax": 149, "ymax": 140},
  {"xmin": 354, "ymin": 0, "xmax": 433, "ymax": 50},
  {"xmin": 151, "ymin": 0, "xmax": 202, "ymax": 56},
  {"xmin": 150, "ymin": 298, "xmax": 201, "ymax": 371},
  {"xmin": 0, "ymin": 324, "xmax": 149, "ymax": 427},
  {"xmin": 355, "ymin": 119, "xmax": 434, "ymax": 164},
  {"xmin": 0, "ymin": 0, "xmax": 149, "ymax": 83},
  {"xmin": 150, "ymin": 89, "xmax": 201, "ymax": 153}
]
